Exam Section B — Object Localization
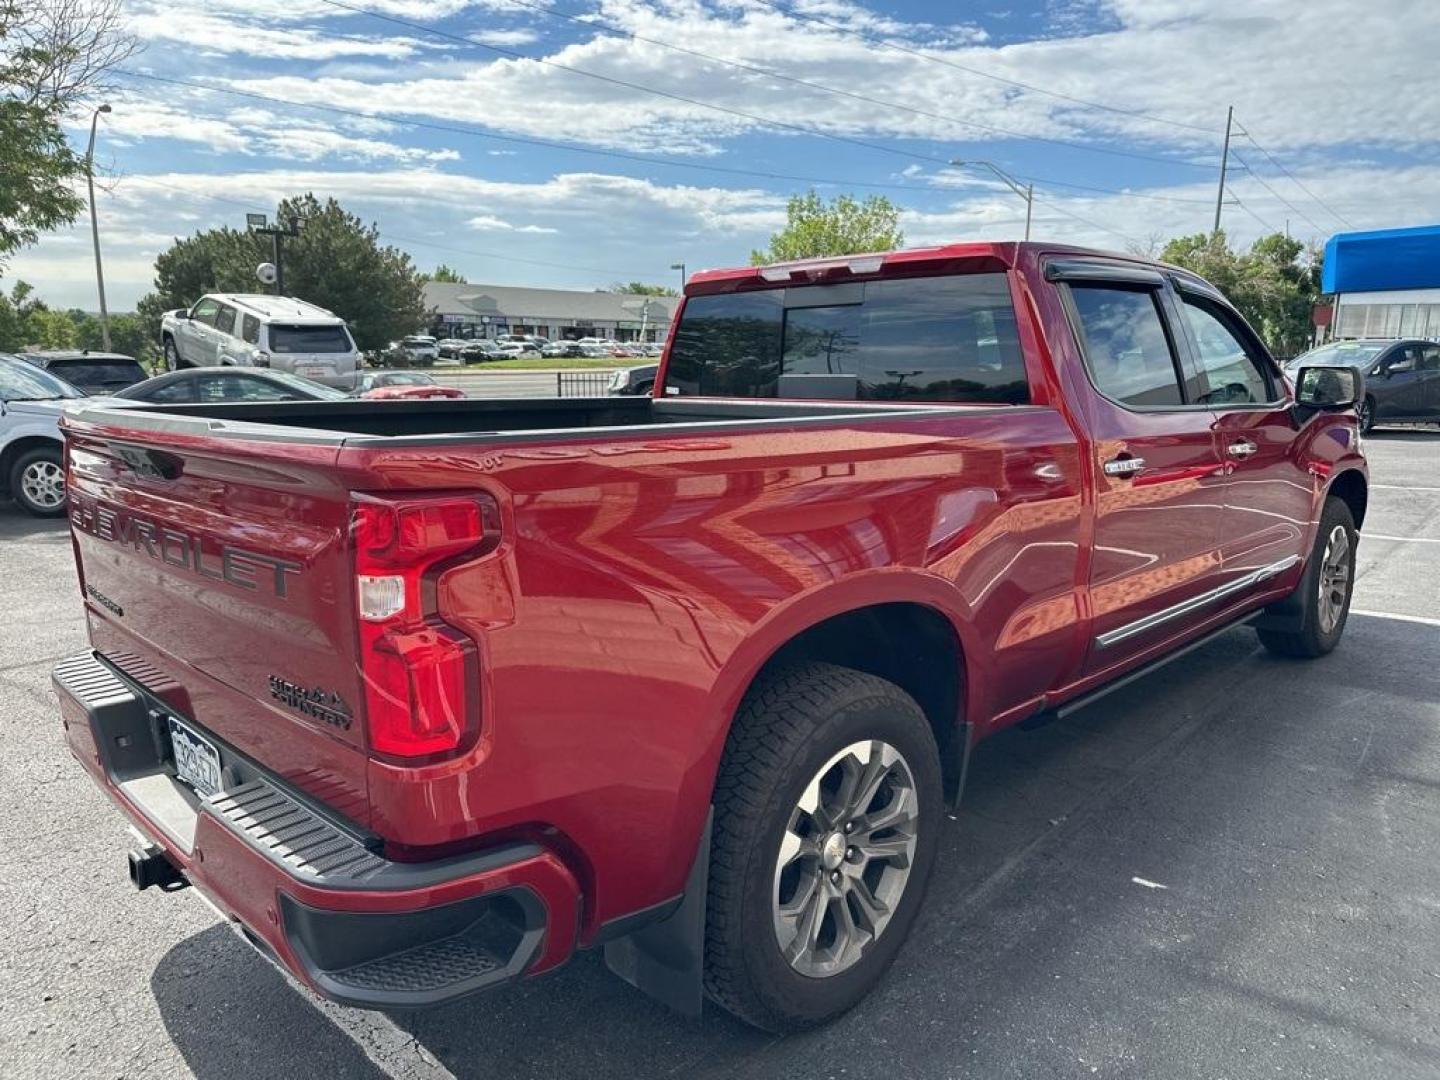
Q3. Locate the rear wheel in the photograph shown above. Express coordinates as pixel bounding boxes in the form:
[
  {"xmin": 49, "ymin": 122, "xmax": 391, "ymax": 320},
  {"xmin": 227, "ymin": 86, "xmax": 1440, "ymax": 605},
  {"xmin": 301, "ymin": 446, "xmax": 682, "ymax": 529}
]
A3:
[
  {"xmin": 10, "ymin": 446, "xmax": 67, "ymax": 517},
  {"xmin": 1257, "ymin": 497, "xmax": 1357, "ymax": 658},
  {"xmin": 704, "ymin": 662, "xmax": 941, "ymax": 1031}
]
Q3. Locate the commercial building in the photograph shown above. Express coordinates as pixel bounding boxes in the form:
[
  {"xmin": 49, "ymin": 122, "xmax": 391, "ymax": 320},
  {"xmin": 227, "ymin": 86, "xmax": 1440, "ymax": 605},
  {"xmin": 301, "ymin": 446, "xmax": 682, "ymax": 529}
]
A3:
[
  {"xmin": 1323, "ymin": 224, "xmax": 1440, "ymax": 340},
  {"xmin": 422, "ymin": 282, "xmax": 679, "ymax": 343}
]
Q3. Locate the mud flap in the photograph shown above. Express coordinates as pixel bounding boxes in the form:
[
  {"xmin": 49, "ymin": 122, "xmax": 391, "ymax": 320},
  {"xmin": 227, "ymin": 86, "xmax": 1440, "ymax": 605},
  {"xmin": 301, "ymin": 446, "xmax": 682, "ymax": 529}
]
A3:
[{"xmin": 603, "ymin": 809, "xmax": 711, "ymax": 1018}]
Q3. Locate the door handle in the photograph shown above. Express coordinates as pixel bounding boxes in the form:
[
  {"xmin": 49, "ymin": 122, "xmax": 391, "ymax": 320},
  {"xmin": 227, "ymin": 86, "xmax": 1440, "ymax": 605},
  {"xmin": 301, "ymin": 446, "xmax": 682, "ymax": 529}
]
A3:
[
  {"xmin": 1102, "ymin": 456, "xmax": 1146, "ymax": 477},
  {"xmin": 1226, "ymin": 439, "xmax": 1258, "ymax": 458}
]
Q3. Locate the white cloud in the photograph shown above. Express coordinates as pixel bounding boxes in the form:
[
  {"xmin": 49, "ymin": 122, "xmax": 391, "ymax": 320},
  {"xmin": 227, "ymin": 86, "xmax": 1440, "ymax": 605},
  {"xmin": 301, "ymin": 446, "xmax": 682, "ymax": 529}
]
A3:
[
  {"xmin": 467, "ymin": 214, "xmax": 559, "ymax": 233},
  {"xmin": 469, "ymin": 28, "xmax": 541, "ymax": 47}
]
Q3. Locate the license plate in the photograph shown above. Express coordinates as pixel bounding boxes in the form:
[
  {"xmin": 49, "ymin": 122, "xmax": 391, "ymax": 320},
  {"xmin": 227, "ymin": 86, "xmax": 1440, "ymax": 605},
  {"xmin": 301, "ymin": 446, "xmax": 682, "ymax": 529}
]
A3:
[
  {"xmin": 168, "ymin": 717, "xmax": 223, "ymax": 798},
  {"xmin": 299, "ymin": 365, "xmax": 329, "ymax": 377}
]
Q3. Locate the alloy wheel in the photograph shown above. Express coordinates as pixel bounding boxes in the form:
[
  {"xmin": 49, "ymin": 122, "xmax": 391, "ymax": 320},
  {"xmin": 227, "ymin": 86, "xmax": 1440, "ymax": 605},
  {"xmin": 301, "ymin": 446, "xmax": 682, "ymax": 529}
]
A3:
[
  {"xmin": 772, "ymin": 739, "xmax": 919, "ymax": 979},
  {"xmin": 1317, "ymin": 523, "xmax": 1351, "ymax": 634},
  {"xmin": 20, "ymin": 459, "xmax": 65, "ymax": 510}
]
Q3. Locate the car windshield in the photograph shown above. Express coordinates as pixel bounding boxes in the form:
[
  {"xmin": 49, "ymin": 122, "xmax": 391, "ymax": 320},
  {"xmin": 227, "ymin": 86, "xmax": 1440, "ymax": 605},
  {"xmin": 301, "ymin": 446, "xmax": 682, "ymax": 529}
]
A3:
[
  {"xmin": 268, "ymin": 324, "xmax": 354, "ymax": 354},
  {"xmin": 255, "ymin": 371, "xmax": 349, "ymax": 399},
  {"xmin": 47, "ymin": 360, "xmax": 146, "ymax": 389},
  {"xmin": 384, "ymin": 373, "xmax": 434, "ymax": 386},
  {"xmin": 0, "ymin": 357, "xmax": 86, "ymax": 401},
  {"xmin": 1289, "ymin": 342, "xmax": 1386, "ymax": 368}
]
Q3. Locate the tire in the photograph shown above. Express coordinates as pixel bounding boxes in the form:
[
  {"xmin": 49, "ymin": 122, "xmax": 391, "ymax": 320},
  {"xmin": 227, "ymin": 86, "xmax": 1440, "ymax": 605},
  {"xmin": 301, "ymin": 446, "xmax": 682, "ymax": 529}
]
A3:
[
  {"xmin": 163, "ymin": 336, "xmax": 183, "ymax": 372},
  {"xmin": 632, "ymin": 381, "xmax": 654, "ymax": 397},
  {"xmin": 9, "ymin": 445, "xmax": 67, "ymax": 517},
  {"xmin": 1256, "ymin": 496, "xmax": 1357, "ymax": 659},
  {"xmin": 704, "ymin": 662, "xmax": 942, "ymax": 1032},
  {"xmin": 1359, "ymin": 396, "xmax": 1376, "ymax": 434}
]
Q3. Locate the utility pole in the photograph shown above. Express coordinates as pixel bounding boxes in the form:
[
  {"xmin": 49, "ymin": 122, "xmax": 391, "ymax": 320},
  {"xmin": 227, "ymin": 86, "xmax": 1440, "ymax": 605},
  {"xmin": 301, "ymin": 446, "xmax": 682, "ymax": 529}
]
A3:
[
  {"xmin": 1213, "ymin": 105, "xmax": 1234, "ymax": 235},
  {"xmin": 950, "ymin": 160, "xmax": 1034, "ymax": 240},
  {"xmin": 251, "ymin": 216, "xmax": 302, "ymax": 295},
  {"xmin": 85, "ymin": 104, "xmax": 113, "ymax": 351}
]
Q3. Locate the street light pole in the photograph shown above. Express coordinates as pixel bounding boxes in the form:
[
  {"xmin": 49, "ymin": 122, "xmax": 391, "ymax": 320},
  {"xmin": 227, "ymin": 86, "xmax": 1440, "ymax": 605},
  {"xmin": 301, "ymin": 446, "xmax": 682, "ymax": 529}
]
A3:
[
  {"xmin": 950, "ymin": 159, "xmax": 1034, "ymax": 240},
  {"xmin": 85, "ymin": 104, "xmax": 113, "ymax": 351},
  {"xmin": 670, "ymin": 262, "xmax": 686, "ymax": 291}
]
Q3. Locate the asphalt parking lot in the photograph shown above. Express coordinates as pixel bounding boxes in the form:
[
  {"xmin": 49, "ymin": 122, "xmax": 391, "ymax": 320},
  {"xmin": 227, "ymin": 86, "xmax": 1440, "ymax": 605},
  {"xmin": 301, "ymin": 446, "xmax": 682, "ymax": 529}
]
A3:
[{"xmin": 1, "ymin": 430, "xmax": 1437, "ymax": 1080}]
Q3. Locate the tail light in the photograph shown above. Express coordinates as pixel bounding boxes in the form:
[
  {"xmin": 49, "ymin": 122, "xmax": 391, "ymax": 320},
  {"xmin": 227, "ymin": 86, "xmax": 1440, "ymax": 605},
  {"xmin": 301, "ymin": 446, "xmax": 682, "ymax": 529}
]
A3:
[{"xmin": 352, "ymin": 494, "xmax": 500, "ymax": 759}]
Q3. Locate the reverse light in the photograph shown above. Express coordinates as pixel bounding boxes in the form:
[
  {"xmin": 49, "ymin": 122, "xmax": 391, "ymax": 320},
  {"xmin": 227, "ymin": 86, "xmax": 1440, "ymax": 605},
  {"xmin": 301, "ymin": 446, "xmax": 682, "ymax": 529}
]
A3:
[{"xmin": 352, "ymin": 494, "xmax": 499, "ymax": 759}]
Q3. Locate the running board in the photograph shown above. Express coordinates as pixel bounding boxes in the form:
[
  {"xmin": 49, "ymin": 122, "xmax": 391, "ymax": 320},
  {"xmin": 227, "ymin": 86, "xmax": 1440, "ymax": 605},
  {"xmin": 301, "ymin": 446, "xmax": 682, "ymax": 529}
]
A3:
[{"xmin": 1029, "ymin": 613, "xmax": 1259, "ymax": 728}]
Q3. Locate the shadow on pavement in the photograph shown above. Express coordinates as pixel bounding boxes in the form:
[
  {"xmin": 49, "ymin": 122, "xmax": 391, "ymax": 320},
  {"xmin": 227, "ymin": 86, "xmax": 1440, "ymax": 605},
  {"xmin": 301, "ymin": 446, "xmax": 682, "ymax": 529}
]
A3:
[
  {"xmin": 0, "ymin": 504, "xmax": 69, "ymax": 539},
  {"xmin": 153, "ymin": 616, "xmax": 1440, "ymax": 1080}
]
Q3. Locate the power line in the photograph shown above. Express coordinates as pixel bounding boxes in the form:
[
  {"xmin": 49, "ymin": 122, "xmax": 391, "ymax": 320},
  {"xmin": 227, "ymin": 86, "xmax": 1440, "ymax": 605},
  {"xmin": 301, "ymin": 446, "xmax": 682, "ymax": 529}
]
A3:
[
  {"xmin": 1228, "ymin": 193, "xmax": 1279, "ymax": 235},
  {"xmin": 1233, "ymin": 119, "xmax": 1353, "ymax": 229},
  {"xmin": 459, "ymin": 0, "xmax": 1218, "ymax": 171},
  {"xmin": 745, "ymin": 0, "xmax": 1219, "ymax": 136},
  {"xmin": 118, "ymin": 69, "xmax": 1222, "ymax": 209},
  {"xmin": 1229, "ymin": 152, "xmax": 1325, "ymax": 235}
]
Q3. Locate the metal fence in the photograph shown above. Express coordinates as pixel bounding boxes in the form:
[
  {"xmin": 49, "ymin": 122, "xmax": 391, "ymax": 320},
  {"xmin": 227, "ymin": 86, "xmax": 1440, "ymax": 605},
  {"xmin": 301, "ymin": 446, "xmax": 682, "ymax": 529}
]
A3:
[{"xmin": 555, "ymin": 371, "xmax": 614, "ymax": 397}]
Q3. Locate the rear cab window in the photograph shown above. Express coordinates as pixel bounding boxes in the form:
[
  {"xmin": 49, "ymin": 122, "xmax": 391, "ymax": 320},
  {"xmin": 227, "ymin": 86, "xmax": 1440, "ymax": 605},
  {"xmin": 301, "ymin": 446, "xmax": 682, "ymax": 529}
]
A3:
[
  {"xmin": 49, "ymin": 358, "xmax": 147, "ymax": 391},
  {"xmin": 663, "ymin": 273, "xmax": 1028, "ymax": 403},
  {"xmin": 267, "ymin": 324, "xmax": 354, "ymax": 354}
]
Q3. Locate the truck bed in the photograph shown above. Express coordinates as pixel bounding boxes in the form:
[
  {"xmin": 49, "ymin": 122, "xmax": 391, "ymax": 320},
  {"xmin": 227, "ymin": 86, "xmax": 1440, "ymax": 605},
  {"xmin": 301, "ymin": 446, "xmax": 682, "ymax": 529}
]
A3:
[{"xmin": 76, "ymin": 395, "xmax": 994, "ymax": 443}]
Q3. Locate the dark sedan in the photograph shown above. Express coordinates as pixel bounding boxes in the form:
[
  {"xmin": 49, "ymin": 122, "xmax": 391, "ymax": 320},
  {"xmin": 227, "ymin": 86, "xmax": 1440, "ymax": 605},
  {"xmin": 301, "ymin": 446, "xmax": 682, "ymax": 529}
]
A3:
[
  {"xmin": 115, "ymin": 367, "xmax": 348, "ymax": 404},
  {"xmin": 1289, "ymin": 339, "xmax": 1440, "ymax": 432}
]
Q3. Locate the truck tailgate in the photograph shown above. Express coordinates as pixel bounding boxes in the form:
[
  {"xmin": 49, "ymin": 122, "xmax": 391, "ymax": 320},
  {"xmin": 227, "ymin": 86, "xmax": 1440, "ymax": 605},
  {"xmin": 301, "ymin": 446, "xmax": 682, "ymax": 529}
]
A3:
[{"xmin": 63, "ymin": 421, "xmax": 370, "ymax": 822}]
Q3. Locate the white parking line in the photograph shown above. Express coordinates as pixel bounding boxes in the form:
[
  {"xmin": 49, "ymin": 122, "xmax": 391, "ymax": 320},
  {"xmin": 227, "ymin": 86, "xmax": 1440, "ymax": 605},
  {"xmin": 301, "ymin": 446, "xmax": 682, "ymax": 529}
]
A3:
[
  {"xmin": 1351, "ymin": 609, "xmax": 1440, "ymax": 628},
  {"xmin": 1371, "ymin": 484, "xmax": 1440, "ymax": 492},
  {"xmin": 1362, "ymin": 534, "xmax": 1440, "ymax": 544}
]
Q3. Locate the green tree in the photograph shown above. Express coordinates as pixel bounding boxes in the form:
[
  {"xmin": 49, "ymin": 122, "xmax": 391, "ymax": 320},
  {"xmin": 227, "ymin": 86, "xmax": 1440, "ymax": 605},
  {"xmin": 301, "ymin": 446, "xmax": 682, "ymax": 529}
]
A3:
[
  {"xmin": 0, "ymin": 1, "xmax": 137, "ymax": 270},
  {"xmin": 1161, "ymin": 230, "xmax": 1320, "ymax": 356},
  {"xmin": 418, "ymin": 264, "xmax": 465, "ymax": 284},
  {"xmin": 136, "ymin": 194, "xmax": 428, "ymax": 351},
  {"xmin": 609, "ymin": 281, "xmax": 677, "ymax": 296},
  {"xmin": 750, "ymin": 191, "xmax": 904, "ymax": 265},
  {"xmin": 70, "ymin": 309, "xmax": 154, "ymax": 360}
]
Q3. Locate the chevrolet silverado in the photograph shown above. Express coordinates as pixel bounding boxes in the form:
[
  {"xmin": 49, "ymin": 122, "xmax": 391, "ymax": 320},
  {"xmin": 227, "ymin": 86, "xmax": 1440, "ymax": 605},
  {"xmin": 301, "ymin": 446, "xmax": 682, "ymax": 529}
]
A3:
[{"xmin": 53, "ymin": 242, "xmax": 1367, "ymax": 1031}]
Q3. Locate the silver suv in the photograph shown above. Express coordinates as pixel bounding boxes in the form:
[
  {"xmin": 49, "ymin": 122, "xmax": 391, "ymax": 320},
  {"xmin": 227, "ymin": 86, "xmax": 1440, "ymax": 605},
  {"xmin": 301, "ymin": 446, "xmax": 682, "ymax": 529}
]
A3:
[{"xmin": 161, "ymin": 294, "xmax": 361, "ymax": 383}]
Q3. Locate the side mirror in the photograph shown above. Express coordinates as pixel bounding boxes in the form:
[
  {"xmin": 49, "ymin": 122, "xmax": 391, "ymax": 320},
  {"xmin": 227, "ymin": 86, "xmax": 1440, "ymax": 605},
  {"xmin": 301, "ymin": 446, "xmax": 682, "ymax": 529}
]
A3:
[
  {"xmin": 1386, "ymin": 359, "xmax": 1414, "ymax": 375},
  {"xmin": 1294, "ymin": 365, "xmax": 1361, "ymax": 410}
]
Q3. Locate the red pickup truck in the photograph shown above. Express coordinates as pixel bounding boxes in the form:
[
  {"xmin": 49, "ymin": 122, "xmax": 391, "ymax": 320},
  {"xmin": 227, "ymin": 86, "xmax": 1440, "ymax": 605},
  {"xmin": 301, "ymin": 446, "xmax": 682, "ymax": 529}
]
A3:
[{"xmin": 54, "ymin": 242, "xmax": 1367, "ymax": 1032}]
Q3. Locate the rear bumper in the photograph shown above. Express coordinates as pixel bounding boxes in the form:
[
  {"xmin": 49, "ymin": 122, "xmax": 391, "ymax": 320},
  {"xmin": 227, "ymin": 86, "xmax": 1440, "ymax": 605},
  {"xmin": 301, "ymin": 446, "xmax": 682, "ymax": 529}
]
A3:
[{"xmin": 54, "ymin": 652, "xmax": 581, "ymax": 1010}]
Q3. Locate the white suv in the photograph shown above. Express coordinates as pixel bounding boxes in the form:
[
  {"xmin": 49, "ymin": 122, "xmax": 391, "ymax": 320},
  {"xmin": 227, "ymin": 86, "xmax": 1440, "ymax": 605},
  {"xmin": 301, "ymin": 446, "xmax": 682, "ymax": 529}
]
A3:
[{"xmin": 161, "ymin": 295, "xmax": 361, "ymax": 383}]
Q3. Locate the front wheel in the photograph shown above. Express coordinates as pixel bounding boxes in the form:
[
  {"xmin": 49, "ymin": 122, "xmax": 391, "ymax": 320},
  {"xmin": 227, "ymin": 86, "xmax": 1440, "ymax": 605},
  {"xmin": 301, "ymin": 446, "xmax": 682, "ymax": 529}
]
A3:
[
  {"xmin": 10, "ymin": 446, "xmax": 67, "ymax": 517},
  {"xmin": 1256, "ymin": 496, "xmax": 1357, "ymax": 658},
  {"xmin": 704, "ymin": 662, "xmax": 941, "ymax": 1031},
  {"xmin": 1359, "ymin": 396, "xmax": 1376, "ymax": 434},
  {"xmin": 163, "ymin": 337, "xmax": 182, "ymax": 372}
]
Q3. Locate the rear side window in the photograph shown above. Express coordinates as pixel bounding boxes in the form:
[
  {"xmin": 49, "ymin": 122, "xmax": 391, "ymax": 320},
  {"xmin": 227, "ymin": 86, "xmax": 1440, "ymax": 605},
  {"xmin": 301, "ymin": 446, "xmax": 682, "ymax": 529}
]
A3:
[
  {"xmin": 1068, "ymin": 286, "xmax": 1185, "ymax": 408},
  {"xmin": 664, "ymin": 274, "xmax": 1028, "ymax": 403},
  {"xmin": 267, "ymin": 324, "xmax": 353, "ymax": 353},
  {"xmin": 214, "ymin": 304, "xmax": 237, "ymax": 336},
  {"xmin": 241, "ymin": 314, "xmax": 261, "ymax": 345}
]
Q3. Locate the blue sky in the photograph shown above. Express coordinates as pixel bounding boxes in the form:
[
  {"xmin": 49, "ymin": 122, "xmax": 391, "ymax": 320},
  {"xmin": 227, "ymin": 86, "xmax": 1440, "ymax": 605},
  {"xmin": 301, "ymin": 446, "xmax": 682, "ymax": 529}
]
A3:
[{"xmin": 16, "ymin": 0, "xmax": 1440, "ymax": 309}]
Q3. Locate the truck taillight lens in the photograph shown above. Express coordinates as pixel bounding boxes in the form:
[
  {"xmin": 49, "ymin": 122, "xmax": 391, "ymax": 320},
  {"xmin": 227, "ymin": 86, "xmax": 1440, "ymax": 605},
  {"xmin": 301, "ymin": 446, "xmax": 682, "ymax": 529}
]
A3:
[{"xmin": 352, "ymin": 495, "xmax": 498, "ymax": 759}]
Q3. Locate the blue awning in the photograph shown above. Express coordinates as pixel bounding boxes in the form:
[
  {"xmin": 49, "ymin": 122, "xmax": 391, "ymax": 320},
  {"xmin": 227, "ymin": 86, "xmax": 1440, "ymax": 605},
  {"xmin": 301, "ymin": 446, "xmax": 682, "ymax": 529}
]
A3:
[{"xmin": 1323, "ymin": 224, "xmax": 1440, "ymax": 294}]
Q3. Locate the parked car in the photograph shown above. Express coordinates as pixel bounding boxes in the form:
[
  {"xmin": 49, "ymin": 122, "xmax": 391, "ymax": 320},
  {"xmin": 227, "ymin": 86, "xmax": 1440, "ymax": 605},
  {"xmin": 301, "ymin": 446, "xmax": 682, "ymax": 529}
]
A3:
[
  {"xmin": 115, "ymin": 367, "xmax": 348, "ymax": 405},
  {"xmin": 495, "ymin": 341, "xmax": 539, "ymax": 359},
  {"xmin": 0, "ymin": 355, "xmax": 92, "ymax": 516},
  {"xmin": 388, "ymin": 335, "xmax": 439, "ymax": 367},
  {"xmin": 18, "ymin": 350, "xmax": 148, "ymax": 394},
  {"xmin": 461, "ymin": 341, "xmax": 505, "ymax": 364},
  {"xmin": 607, "ymin": 363, "xmax": 659, "ymax": 396},
  {"xmin": 161, "ymin": 295, "xmax": 362, "ymax": 384},
  {"xmin": 53, "ymin": 242, "xmax": 1367, "ymax": 1033},
  {"xmin": 354, "ymin": 371, "xmax": 466, "ymax": 399},
  {"xmin": 434, "ymin": 338, "xmax": 468, "ymax": 360},
  {"xmin": 1287, "ymin": 338, "xmax": 1440, "ymax": 431}
]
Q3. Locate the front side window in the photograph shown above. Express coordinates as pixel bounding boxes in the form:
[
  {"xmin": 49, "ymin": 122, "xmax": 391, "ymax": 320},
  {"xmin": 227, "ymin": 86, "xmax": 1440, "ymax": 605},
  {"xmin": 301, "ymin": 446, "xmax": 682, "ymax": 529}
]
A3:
[
  {"xmin": 1068, "ymin": 285, "xmax": 1185, "ymax": 408},
  {"xmin": 664, "ymin": 273, "xmax": 1028, "ymax": 403},
  {"xmin": 191, "ymin": 299, "xmax": 220, "ymax": 326},
  {"xmin": 1180, "ymin": 297, "xmax": 1276, "ymax": 405}
]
